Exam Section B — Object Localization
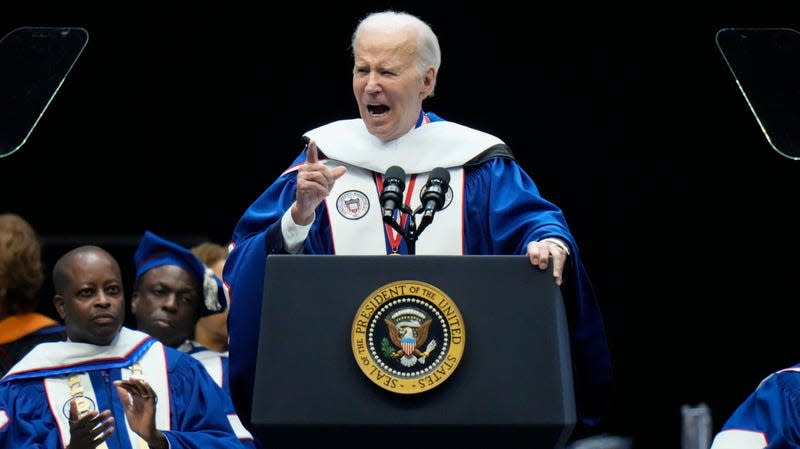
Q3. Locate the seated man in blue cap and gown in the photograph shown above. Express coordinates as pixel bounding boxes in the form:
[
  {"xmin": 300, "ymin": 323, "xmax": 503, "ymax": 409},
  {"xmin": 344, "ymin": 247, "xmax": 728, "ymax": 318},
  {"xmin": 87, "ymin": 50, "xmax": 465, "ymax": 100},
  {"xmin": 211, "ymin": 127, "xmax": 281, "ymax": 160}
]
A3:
[{"xmin": 131, "ymin": 230, "xmax": 232, "ymax": 396}]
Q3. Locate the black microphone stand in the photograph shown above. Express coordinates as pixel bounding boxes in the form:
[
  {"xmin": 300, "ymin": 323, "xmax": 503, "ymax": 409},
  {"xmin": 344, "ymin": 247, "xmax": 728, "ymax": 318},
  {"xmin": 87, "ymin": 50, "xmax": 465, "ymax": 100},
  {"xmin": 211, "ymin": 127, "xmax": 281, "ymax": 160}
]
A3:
[
  {"xmin": 381, "ymin": 166, "xmax": 448, "ymax": 255},
  {"xmin": 382, "ymin": 205, "xmax": 426, "ymax": 255}
]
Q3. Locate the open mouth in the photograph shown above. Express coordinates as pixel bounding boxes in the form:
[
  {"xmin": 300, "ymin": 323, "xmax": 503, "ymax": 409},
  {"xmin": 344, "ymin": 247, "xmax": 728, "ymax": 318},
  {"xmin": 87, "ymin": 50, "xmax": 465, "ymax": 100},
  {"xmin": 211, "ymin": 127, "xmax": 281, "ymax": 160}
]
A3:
[{"xmin": 367, "ymin": 104, "xmax": 390, "ymax": 115}]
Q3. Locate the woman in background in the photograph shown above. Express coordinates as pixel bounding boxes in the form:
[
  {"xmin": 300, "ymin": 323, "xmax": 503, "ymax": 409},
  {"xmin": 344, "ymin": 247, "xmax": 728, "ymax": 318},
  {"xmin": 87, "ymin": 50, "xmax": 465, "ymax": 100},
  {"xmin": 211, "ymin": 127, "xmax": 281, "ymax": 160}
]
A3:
[{"xmin": 0, "ymin": 213, "xmax": 65, "ymax": 377}]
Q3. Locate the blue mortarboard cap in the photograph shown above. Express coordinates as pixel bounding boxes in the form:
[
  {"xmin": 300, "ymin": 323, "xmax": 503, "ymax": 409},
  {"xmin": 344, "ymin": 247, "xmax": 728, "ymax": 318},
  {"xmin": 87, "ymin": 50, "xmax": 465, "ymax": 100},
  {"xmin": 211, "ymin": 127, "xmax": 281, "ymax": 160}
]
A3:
[{"xmin": 133, "ymin": 230, "xmax": 227, "ymax": 316}]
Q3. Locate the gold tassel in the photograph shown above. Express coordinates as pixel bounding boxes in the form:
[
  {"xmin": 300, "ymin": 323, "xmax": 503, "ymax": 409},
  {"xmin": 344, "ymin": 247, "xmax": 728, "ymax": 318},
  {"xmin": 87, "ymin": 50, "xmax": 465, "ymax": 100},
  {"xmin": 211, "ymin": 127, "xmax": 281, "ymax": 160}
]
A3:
[
  {"xmin": 127, "ymin": 363, "xmax": 151, "ymax": 449},
  {"xmin": 67, "ymin": 373, "xmax": 109, "ymax": 449},
  {"xmin": 67, "ymin": 363, "xmax": 152, "ymax": 449}
]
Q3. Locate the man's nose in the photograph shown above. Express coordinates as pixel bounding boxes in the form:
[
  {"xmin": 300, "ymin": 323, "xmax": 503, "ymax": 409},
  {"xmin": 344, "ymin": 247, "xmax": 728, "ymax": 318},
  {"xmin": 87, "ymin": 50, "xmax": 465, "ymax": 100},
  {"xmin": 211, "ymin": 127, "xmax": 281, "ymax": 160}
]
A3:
[
  {"xmin": 161, "ymin": 294, "xmax": 179, "ymax": 311},
  {"xmin": 95, "ymin": 292, "xmax": 112, "ymax": 307},
  {"xmin": 365, "ymin": 72, "xmax": 382, "ymax": 92}
]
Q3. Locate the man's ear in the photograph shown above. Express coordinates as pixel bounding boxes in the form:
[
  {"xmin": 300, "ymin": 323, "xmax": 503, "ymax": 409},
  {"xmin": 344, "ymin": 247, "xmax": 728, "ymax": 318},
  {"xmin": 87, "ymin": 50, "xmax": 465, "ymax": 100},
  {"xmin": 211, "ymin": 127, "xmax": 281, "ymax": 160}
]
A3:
[
  {"xmin": 421, "ymin": 66, "xmax": 436, "ymax": 98},
  {"xmin": 53, "ymin": 295, "xmax": 66, "ymax": 320}
]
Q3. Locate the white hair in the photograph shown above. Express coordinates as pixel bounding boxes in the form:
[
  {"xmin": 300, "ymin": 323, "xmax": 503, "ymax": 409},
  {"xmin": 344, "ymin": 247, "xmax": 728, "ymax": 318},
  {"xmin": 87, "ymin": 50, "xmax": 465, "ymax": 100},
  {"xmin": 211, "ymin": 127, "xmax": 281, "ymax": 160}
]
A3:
[{"xmin": 351, "ymin": 10, "xmax": 441, "ymax": 96}]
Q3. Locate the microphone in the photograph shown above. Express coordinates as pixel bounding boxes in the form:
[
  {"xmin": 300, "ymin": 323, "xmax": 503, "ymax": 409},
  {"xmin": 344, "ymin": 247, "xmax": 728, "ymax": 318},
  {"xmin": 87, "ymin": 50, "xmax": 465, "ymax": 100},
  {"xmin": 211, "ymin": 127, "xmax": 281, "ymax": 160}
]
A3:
[
  {"xmin": 416, "ymin": 167, "xmax": 450, "ymax": 234},
  {"xmin": 380, "ymin": 166, "xmax": 406, "ymax": 218},
  {"xmin": 421, "ymin": 167, "xmax": 450, "ymax": 215}
]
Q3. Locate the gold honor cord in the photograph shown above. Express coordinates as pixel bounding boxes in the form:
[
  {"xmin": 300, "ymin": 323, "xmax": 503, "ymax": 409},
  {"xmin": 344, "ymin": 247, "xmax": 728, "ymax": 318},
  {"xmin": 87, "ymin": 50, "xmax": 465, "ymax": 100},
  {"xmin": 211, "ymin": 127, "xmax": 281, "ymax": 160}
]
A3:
[
  {"xmin": 67, "ymin": 364, "xmax": 149, "ymax": 449},
  {"xmin": 67, "ymin": 373, "xmax": 109, "ymax": 449},
  {"xmin": 127, "ymin": 363, "xmax": 151, "ymax": 449}
]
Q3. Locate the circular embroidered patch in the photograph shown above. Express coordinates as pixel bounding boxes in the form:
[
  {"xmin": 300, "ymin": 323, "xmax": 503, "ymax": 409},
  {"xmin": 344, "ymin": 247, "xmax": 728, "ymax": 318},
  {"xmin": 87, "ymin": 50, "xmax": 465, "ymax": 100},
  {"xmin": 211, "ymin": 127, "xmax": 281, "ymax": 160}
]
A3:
[
  {"xmin": 62, "ymin": 395, "xmax": 97, "ymax": 418},
  {"xmin": 336, "ymin": 190, "xmax": 369, "ymax": 220}
]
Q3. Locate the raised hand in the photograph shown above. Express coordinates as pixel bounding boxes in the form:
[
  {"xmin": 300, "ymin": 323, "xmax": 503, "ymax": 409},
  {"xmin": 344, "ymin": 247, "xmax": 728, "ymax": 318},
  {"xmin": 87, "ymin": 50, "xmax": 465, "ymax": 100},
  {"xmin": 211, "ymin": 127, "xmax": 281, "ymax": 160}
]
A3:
[
  {"xmin": 66, "ymin": 399, "xmax": 114, "ymax": 449},
  {"xmin": 292, "ymin": 139, "xmax": 347, "ymax": 225},
  {"xmin": 114, "ymin": 379, "xmax": 167, "ymax": 449}
]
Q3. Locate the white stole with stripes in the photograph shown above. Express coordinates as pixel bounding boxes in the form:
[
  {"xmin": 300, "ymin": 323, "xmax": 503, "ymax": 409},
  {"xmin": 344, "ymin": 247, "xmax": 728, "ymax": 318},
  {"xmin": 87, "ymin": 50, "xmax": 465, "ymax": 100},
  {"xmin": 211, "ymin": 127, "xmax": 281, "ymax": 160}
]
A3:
[
  {"xmin": 323, "ymin": 163, "xmax": 464, "ymax": 255},
  {"xmin": 8, "ymin": 328, "xmax": 171, "ymax": 448}
]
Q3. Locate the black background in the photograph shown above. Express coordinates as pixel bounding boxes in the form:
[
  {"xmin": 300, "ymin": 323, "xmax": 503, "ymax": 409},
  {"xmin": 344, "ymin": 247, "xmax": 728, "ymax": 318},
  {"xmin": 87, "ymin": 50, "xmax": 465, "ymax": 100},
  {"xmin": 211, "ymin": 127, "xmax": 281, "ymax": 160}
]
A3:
[{"xmin": 2, "ymin": 3, "xmax": 800, "ymax": 448}]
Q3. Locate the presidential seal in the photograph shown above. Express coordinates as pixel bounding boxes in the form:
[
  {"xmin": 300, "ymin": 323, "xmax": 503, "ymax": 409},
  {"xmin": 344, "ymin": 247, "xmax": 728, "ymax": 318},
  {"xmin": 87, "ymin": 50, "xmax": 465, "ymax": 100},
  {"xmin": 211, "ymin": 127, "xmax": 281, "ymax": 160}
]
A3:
[
  {"xmin": 336, "ymin": 190, "xmax": 369, "ymax": 220},
  {"xmin": 350, "ymin": 280, "xmax": 465, "ymax": 394}
]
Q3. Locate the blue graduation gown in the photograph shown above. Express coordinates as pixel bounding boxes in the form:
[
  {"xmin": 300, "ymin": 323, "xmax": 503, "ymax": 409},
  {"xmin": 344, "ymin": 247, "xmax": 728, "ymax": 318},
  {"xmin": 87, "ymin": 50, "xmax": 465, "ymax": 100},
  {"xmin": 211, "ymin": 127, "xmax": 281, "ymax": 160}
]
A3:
[
  {"xmin": 0, "ymin": 327, "xmax": 254, "ymax": 449},
  {"xmin": 711, "ymin": 364, "xmax": 800, "ymax": 449},
  {"xmin": 179, "ymin": 340, "xmax": 231, "ymax": 398},
  {"xmin": 224, "ymin": 112, "xmax": 613, "ymax": 432}
]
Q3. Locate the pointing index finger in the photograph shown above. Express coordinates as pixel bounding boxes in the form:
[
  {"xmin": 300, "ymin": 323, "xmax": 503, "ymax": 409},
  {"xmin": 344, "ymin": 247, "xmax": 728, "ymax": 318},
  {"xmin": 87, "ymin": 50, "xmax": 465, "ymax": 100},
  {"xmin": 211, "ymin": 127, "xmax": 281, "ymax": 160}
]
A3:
[{"xmin": 303, "ymin": 136, "xmax": 319, "ymax": 164}]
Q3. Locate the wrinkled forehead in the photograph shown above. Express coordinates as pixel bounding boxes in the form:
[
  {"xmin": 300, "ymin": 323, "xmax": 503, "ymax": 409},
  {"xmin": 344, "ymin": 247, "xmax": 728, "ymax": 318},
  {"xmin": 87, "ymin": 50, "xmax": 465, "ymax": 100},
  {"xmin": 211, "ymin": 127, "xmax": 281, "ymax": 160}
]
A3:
[{"xmin": 354, "ymin": 28, "xmax": 417, "ymax": 62}]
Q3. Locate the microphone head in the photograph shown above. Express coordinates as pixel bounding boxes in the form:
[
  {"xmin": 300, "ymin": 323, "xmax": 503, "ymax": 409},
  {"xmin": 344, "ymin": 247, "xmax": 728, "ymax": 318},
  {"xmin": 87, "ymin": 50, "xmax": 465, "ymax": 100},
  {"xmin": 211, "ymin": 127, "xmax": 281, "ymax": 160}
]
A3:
[
  {"xmin": 429, "ymin": 167, "xmax": 450, "ymax": 185},
  {"xmin": 380, "ymin": 166, "xmax": 406, "ymax": 215},
  {"xmin": 383, "ymin": 165, "xmax": 406, "ymax": 189},
  {"xmin": 421, "ymin": 167, "xmax": 450, "ymax": 211}
]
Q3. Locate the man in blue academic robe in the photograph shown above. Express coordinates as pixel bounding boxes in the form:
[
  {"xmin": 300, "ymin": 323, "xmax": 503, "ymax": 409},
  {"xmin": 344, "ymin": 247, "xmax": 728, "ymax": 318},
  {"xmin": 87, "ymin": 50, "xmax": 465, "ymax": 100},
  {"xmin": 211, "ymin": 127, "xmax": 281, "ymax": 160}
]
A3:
[
  {"xmin": 0, "ymin": 245, "xmax": 254, "ymax": 449},
  {"xmin": 224, "ymin": 10, "xmax": 613, "ymax": 439}
]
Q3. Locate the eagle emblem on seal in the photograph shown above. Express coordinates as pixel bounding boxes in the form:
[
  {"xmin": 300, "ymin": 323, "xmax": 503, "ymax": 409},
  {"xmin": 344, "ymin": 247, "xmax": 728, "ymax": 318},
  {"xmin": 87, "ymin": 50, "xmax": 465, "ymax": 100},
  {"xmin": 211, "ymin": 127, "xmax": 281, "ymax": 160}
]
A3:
[{"xmin": 383, "ymin": 308, "xmax": 438, "ymax": 367}]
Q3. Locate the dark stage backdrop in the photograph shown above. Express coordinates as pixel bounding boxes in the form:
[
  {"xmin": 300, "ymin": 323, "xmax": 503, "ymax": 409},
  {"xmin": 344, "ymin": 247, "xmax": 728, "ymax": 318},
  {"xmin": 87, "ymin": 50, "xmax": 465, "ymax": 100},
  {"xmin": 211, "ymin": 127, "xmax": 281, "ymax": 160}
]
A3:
[{"xmin": 2, "ymin": 3, "xmax": 800, "ymax": 448}]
